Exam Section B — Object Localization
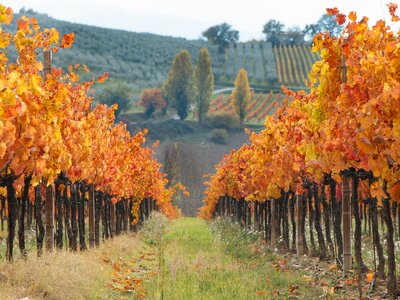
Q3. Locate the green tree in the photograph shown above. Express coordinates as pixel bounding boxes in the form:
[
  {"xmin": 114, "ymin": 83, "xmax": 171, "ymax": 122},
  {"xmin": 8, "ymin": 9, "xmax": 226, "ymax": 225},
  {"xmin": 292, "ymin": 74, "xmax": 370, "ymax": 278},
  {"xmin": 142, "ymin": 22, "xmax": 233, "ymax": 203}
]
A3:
[
  {"xmin": 280, "ymin": 26, "xmax": 304, "ymax": 45},
  {"xmin": 202, "ymin": 23, "xmax": 239, "ymax": 53},
  {"xmin": 194, "ymin": 48, "xmax": 214, "ymax": 124},
  {"xmin": 316, "ymin": 14, "xmax": 343, "ymax": 36},
  {"xmin": 163, "ymin": 50, "xmax": 193, "ymax": 120},
  {"xmin": 96, "ymin": 83, "xmax": 132, "ymax": 118},
  {"xmin": 303, "ymin": 23, "xmax": 319, "ymax": 41},
  {"xmin": 304, "ymin": 14, "xmax": 343, "ymax": 41},
  {"xmin": 262, "ymin": 19, "xmax": 284, "ymax": 46},
  {"xmin": 232, "ymin": 69, "xmax": 250, "ymax": 127}
]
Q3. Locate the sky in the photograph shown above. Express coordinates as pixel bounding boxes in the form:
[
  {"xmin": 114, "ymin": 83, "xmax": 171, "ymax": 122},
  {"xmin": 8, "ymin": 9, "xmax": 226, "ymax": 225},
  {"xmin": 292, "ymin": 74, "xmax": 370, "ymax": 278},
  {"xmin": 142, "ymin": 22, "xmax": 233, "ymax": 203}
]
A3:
[{"xmin": 2, "ymin": 0, "xmax": 398, "ymax": 41}]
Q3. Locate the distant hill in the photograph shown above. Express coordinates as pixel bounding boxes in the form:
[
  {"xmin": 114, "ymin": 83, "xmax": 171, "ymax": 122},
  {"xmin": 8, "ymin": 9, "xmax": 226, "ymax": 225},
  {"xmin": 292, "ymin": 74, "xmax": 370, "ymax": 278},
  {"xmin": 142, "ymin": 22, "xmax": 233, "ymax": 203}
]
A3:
[
  {"xmin": 11, "ymin": 9, "xmax": 220, "ymax": 92},
  {"xmin": 11, "ymin": 9, "xmax": 319, "ymax": 95}
]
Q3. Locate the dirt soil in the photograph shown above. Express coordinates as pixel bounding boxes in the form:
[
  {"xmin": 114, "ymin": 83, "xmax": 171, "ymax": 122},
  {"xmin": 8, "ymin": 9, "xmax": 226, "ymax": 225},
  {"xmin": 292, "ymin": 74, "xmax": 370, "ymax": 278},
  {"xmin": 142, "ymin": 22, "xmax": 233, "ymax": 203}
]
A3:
[{"xmin": 153, "ymin": 130, "xmax": 250, "ymax": 216}]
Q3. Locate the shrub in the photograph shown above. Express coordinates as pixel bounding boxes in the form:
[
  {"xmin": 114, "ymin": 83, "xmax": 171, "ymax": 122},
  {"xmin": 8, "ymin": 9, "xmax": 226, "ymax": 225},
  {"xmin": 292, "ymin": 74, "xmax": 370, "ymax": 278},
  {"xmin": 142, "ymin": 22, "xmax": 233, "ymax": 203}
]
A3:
[
  {"xmin": 140, "ymin": 212, "xmax": 169, "ymax": 246},
  {"xmin": 96, "ymin": 83, "xmax": 132, "ymax": 118},
  {"xmin": 210, "ymin": 128, "xmax": 228, "ymax": 144},
  {"xmin": 139, "ymin": 88, "xmax": 166, "ymax": 118},
  {"xmin": 205, "ymin": 112, "xmax": 239, "ymax": 129}
]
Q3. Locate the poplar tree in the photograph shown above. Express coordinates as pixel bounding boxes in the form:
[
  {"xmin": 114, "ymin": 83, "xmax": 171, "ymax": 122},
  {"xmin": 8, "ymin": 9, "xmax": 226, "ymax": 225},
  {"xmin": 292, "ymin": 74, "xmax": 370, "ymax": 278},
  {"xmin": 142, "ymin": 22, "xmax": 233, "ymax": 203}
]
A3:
[
  {"xmin": 232, "ymin": 68, "xmax": 250, "ymax": 127},
  {"xmin": 163, "ymin": 50, "xmax": 193, "ymax": 120},
  {"xmin": 194, "ymin": 48, "xmax": 214, "ymax": 124}
]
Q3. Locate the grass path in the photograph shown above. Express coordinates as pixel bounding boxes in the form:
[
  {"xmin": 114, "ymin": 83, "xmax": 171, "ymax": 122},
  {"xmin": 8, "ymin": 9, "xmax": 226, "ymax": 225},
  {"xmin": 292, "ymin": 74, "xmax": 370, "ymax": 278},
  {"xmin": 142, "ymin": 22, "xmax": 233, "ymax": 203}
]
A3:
[
  {"xmin": 144, "ymin": 217, "xmax": 322, "ymax": 299},
  {"xmin": 0, "ymin": 216, "xmax": 324, "ymax": 299}
]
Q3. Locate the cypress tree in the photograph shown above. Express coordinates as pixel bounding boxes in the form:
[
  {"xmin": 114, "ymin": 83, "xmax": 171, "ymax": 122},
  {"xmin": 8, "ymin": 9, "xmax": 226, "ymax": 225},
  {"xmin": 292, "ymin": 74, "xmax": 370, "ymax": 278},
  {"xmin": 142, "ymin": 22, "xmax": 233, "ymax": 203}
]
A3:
[
  {"xmin": 163, "ymin": 50, "xmax": 193, "ymax": 120},
  {"xmin": 194, "ymin": 48, "xmax": 214, "ymax": 123}
]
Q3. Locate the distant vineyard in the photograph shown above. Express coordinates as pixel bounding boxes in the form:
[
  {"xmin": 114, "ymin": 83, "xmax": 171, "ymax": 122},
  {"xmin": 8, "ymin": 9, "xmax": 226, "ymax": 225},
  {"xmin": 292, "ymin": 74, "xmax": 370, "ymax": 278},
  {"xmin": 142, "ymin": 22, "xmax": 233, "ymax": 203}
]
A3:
[
  {"xmin": 221, "ymin": 42, "xmax": 278, "ymax": 85},
  {"xmin": 208, "ymin": 92, "xmax": 284, "ymax": 123},
  {"xmin": 273, "ymin": 44, "xmax": 319, "ymax": 87},
  {"xmin": 219, "ymin": 42, "xmax": 319, "ymax": 88}
]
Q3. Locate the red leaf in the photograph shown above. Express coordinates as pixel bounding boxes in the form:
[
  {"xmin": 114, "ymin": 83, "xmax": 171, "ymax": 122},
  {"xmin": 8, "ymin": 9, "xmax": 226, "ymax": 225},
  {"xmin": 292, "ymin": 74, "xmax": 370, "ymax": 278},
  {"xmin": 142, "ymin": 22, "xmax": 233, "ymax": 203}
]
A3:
[
  {"xmin": 17, "ymin": 18, "xmax": 30, "ymax": 32},
  {"xmin": 387, "ymin": 3, "xmax": 400, "ymax": 21},
  {"xmin": 97, "ymin": 72, "xmax": 109, "ymax": 83},
  {"xmin": 326, "ymin": 7, "xmax": 340, "ymax": 16},
  {"xmin": 336, "ymin": 14, "xmax": 346, "ymax": 25},
  {"xmin": 61, "ymin": 32, "xmax": 75, "ymax": 48}
]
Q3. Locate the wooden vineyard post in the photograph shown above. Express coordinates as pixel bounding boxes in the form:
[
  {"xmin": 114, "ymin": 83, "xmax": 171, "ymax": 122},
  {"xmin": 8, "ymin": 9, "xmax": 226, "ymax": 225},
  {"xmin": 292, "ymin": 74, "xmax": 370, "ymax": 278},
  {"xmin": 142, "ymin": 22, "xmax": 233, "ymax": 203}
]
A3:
[
  {"xmin": 110, "ymin": 201, "xmax": 116, "ymax": 238},
  {"xmin": 342, "ymin": 175, "xmax": 352, "ymax": 272},
  {"xmin": 45, "ymin": 184, "xmax": 54, "ymax": 252},
  {"xmin": 88, "ymin": 184, "xmax": 95, "ymax": 248},
  {"xmin": 43, "ymin": 51, "xmax": 54, "ymax": 252},
  {"xmin": 271, "ymin": 198, "xmax": 277, "ymax": 248},
  {"xmin": 125, "ymin": 199, "xmax": 130, "ymax": 231},
  {"xmin": 44, "ymin": 50, "xmax": 51, "ymax": 76},
  {"xmin": 266, "ymin": 201, "xmax": 271, "ymax": 242},
  {"xmin": 147, "ymin": 197, "xmax": 151, "ymax": 219},
  {"xmin": 254, "ymin": 202, "xmax": 259, "ymax": 231},
  {"xmin": 228, "ymin": 197, "xmax": 232, "ymax": 219},
  {"xmin": 236, "ymin": 199, "xmax": 240, "ymax": 224},
  {"xmin": 264, "ymin": 202, "xmax": 268, "ymax": 241},
  {"xmin": 296, "ymin": 194, "xmax": 305, "ymax": 255},
  {"xmin": 340, "ymin": 53, "xmax": 352, "ymax": 273},
  {"xmin": 240, "ymin": 199, "xmax": 245, "ymax": 225},
  {"xmin": 260, "ymin": 202, "xmax": 265, "ymax": 232},
  {"xmin": 224, "ymin": 196, "xmax": 228, "ymax": 217},
  {"xmin": 246, "ymin": 201, "xmax": 251, "ymax": 227},
  {"xmin": 243, "ymin": 201, "xmax": 248, "ymax": 226}
]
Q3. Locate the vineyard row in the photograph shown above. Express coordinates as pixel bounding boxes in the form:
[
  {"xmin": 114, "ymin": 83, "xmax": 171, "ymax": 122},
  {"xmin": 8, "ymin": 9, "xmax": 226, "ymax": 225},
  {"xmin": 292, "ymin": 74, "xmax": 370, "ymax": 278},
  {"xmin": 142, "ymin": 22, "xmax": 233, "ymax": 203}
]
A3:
[
  {"xmin": 220, "ymin": 43, "xmax": 318, "ymax": 87},
  {"xmin": 208, "ymin": 92, "xmax": 284, "ymax": 122},
  {"xmin": 201, "ymin": 7, "xmax": 400, "ymax": 297},
  {"xmin": 0, "ymin": 182, "xmax": 157, "ymax": 256},
  {"xmin": 0, "ymin": 7, "xmax": 180, "ymax": 261}
]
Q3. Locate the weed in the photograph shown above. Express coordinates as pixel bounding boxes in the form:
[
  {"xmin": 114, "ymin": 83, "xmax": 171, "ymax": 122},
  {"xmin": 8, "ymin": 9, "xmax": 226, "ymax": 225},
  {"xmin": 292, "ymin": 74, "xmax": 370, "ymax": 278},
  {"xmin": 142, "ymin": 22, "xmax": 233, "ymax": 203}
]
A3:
[
  {"xmin": 210, "ymin": 217, "xmax": 265, "ymax": 259},
  {"xmin": 140, "ymin": 212, "xmax": 169, "ymax": 299}
]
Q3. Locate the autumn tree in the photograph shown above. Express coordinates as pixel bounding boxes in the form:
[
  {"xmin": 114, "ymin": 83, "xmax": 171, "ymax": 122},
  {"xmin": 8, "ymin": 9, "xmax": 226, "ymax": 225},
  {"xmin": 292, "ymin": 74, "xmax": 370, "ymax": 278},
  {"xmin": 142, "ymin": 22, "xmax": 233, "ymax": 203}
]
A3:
[
  {"xmin": 232, "ymin": 69, "xmax": 250, "ymax": 127},
  {"xmin": 194, "ymin": 48, "xmax": 214, "ymax": 124},
  {"xmin": 202, "ymin": 23, "xmax": 239, "ymax": 53},
  {"xmin": 139, "ymin": 88, "xmax": 166, "ymax": 118},
  {"xmin": 163, "ymin": 50, "xmax": 193, "ymax": 120}
]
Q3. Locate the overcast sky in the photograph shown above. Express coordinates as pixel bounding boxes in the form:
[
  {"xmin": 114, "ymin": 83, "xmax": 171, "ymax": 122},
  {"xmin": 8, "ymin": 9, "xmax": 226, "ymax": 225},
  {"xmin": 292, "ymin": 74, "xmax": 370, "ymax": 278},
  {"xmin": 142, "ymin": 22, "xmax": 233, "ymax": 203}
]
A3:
[{"xmin": 2, "ymin": 0, "xmax": 398, "ymax": 41}]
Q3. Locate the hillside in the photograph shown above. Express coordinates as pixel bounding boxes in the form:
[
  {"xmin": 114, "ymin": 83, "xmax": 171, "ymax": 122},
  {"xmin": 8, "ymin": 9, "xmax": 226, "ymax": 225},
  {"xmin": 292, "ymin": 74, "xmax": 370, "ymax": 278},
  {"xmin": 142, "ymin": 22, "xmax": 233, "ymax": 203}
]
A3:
[
  {"xmin": 12, "ymin": 9, "xmax": 220, "ymax": 93},
  {"xmin": 12, "ymin": 9, "xmax": 319, "ymax": 95}
]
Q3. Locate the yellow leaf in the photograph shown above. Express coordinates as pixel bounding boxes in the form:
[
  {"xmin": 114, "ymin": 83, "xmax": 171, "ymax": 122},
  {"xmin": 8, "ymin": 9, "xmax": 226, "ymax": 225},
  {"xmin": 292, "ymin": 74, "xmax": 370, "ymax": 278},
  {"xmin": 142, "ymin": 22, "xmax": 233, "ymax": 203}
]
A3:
[
  {"xmin": 356, "ymin": 136, "xmax": 374, "ymax": 154},
  {"xmin": 366, "ymin": 272, "xmax": 374, "ymax": 283},
  {"xmin": 302, "ymin": 275, "xmax": 312, "ymax": 282},
  {"xmin": 370, "ymin": 181, "xmax": 387, "ymax": 205}
]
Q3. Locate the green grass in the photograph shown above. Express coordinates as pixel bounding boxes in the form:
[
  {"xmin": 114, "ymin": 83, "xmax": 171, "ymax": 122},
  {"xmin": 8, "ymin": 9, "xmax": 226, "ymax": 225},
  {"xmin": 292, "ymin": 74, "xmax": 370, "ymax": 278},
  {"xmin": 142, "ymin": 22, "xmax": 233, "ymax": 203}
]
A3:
[{"xmin": 144, "ymin": 217, "xmax": 323, "ymax": 299}]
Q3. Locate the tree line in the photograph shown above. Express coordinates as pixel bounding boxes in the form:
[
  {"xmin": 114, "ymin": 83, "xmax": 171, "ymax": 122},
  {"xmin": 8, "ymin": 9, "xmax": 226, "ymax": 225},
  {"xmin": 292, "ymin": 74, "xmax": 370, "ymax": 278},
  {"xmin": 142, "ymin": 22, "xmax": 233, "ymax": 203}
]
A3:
[
  {"xmin": 140, "ymin": 48, "xmax": 254, "ymax": 127},
  {"xmin": 202, "ymin": 14, "xmax": 343, "ymax": 53}
]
